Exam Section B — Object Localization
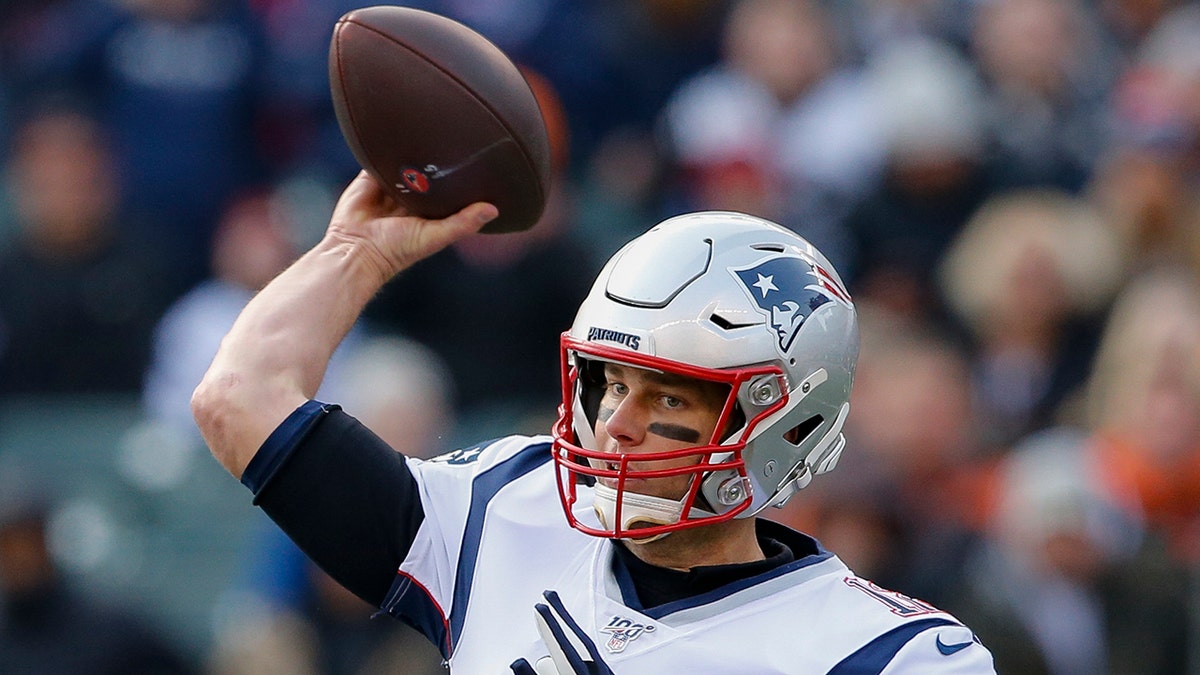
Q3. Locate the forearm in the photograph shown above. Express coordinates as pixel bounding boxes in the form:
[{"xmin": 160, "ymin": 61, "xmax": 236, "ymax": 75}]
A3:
[
  {"xmin": 192, "ymin": 234, "xmax": 394, "ymax": 477},
  {"xmin": 192, "ymin": 173, "xmax": 496, "ymax": 478}
]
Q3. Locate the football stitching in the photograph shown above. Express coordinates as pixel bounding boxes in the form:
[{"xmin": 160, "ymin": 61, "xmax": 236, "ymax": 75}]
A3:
[{"xmin": 331, "ymin": 18, "xmax": 397, "ymax": 209}]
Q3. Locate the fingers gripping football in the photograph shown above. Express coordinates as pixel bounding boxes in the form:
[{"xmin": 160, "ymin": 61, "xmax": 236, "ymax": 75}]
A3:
[{"xmin": 328, "ymin": 172, "xmax": 498, "ymax": 282}]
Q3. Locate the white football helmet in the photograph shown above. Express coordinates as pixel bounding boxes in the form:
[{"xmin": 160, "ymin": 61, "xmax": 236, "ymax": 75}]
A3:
[{"xmin": 552, "ymin": 211, "xmax": 858, "ymax": 540}]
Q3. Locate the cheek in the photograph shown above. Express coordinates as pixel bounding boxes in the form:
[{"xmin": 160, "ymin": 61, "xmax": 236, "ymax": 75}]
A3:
[{"xmin": 592, "ymin": 412, "xmax": 613, "ymax": 445}]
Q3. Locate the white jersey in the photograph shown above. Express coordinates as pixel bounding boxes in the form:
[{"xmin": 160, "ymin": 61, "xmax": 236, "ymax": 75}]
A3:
[{"xmin": 380, "ymin": 435, "xmax": 995, "ymax": 674}]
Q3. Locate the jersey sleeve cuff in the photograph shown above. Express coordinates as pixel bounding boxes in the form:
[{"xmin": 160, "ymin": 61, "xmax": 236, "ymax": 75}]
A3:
[{"xmin": 241, "ymin": 400, "xmax": 341, "ymax": 501}]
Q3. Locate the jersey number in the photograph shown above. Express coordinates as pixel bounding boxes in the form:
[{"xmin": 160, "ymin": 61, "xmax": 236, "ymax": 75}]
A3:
[{"xmin": 843, "ymin": 577, "xmax": 937, "ymax": 617}]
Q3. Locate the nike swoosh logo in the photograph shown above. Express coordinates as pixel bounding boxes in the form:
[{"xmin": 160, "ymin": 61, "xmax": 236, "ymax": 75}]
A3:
[{"xmin": 936, "ymin": 635, "xmax": 974, "ymax": 656}]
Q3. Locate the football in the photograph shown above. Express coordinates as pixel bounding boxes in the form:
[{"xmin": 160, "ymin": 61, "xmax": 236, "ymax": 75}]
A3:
[{"xmin": 329, "ymin": 6, "xmax": 551, "ymax": 234}]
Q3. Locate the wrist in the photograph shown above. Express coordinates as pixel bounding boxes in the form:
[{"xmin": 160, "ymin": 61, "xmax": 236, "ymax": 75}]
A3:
[{"xmin": 314, "ymin": 231, "xmax": 403, "ymax": 290}]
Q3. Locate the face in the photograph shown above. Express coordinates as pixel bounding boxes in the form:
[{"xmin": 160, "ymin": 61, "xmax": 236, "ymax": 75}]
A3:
[{"xmin": 592, "ymin": 363, "xmax": 730, "ymax": 501}]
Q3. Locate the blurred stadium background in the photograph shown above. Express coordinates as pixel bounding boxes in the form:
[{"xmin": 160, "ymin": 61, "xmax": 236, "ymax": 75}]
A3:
[{"xmin": 2, "ymin": 0, "xmax": 1200, "ymax": 673}]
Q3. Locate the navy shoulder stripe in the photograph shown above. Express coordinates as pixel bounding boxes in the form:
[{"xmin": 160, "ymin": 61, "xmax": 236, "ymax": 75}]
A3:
[{"xmin": 827, "ymin": 617, "xmax": 957, "ymax": 675}]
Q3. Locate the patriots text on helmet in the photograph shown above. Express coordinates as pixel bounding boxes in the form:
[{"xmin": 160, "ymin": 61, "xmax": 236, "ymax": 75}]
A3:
[{"xmin": 587, "ymin": 326, "xmax": 641, "ymax": 350}]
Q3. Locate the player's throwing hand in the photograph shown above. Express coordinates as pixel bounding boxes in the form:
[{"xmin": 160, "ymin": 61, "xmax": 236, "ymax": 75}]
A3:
[{"xmin": 327, "ymin": 171, "xmax": 498, "ymax": 284}]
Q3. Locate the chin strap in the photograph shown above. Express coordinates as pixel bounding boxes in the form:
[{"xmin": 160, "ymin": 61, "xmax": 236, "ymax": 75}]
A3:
[{"xmin": 592, "ymin": 483, "xmax": 715, "ymax": 543}]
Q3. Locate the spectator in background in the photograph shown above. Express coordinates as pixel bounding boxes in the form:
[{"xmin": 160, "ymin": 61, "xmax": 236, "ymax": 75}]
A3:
[
  {"xmin": 1082, "ymin": 267, "xmax": 1200, "ymax": 563},
  {"xmin": 573, "ymin": 123, "xmax": 668, "ymax": 264},
  {"xmin": 1093, "ymin": 1, "xmax": 1200, "ymax": 273},
  {"xmin": 937, "ymin": 189, "xmax": 1127, "ymax": 447},
  {"xmin": 142, "ymin": 185, "xmax": 356, "ymax": 446},
  {"xmin": 842, "ymin": 37, "xmax": 991, "ymax": 318},
  {"xmin": 595, "ymin": 0, "xmax": 731, "ymax": 153},
  {"xmin": 565, "ymin": 0, "xmax": 731, "ymax": 256},
  {"xmin": 332, "ymin": 335, "xmax": 456, "ymax": 456},
  {"xmin": 969, "ymin": 0, "xmax": 1116, "ymax": 192},
  {"xmin": 0, "ymin": 468, "xmax": 197, "ymax": 674},
  {"xmin": 385, "ymin": 0, "xmax": 723, "ymax": 169},
  {"xmin": 248, "ymin": 0, "xmax": 362, "ymax": 181},
  {"xmin": 1142, "ymin": 4, "xmax": 1200, "ymax": 181},
  {"xmin": 0, "ymin": 0, "xmax": 120, "ymax": 124},
  {"xmin": 945, "ymin": 428, "xmax": 1189, "ymax": 675},
  {"xmin": 659, "ymin": 0, "xmax": 878, "ymax": 269},
  {"xmin": 1089, "ymin": 134, "xmax": 1200, "ymax": 274},
  {"xmin": 588, "ymin": 0, "xmax": 728, "ymax": 152},
  {"xmin": 1088, "ymin": 144, "xmax": 1200, "ymax": 273},
  {"xmin": 0, "ymin": 104, "xmax": 174, "ymax": 396},
  {"xmin": 33, "ymin": 0, "xmax": 273, "ymax": 291}
]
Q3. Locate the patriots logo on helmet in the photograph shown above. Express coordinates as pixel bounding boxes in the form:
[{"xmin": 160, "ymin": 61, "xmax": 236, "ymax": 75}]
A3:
[{"xmin": 732, "ymin": 255, "xmax": 852, "ymax": 356}]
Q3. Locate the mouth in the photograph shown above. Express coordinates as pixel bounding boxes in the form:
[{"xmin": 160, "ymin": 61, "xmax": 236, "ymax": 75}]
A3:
[
  {"xmin": 590, "ymin": 454, "xmax": 622, "ymax": 477},
  {"xmin": 596, "ymin": 459, "xmax": 645, "ymax": 490},
  {"xmin": 597, "ymin": 462, "xmax": 621, "ymax": 489}
]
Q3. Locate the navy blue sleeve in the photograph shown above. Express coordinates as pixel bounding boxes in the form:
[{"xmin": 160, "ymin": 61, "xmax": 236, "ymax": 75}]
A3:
[{"xmin": 243, "ymin": 400, "xmax": 426, "ymax": 607}]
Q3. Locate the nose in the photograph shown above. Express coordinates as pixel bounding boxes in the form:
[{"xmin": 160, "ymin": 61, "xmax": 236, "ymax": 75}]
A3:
[{"xmin": 600, "ymin": 396, "xmax": 646, "ymax": 447}]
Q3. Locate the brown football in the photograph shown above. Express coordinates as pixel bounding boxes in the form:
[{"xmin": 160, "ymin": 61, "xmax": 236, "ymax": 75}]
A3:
[{"xmin": 328, "ymin": 6, "xmax": 551, "ymax": 234}]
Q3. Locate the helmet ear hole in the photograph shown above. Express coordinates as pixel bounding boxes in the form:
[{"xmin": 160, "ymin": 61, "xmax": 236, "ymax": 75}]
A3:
[{"xmin": 783, "ymin": 415, "xmax": 823, "ymax": 447}]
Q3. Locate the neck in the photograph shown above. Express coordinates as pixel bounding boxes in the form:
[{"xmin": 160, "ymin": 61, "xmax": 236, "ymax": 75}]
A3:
[{"xmin": 622, "ymin": 517, "xmax": 764, "ymax": 571}]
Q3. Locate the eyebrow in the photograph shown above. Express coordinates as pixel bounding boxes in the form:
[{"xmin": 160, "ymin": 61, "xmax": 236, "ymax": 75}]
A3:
[{"xmin": 604, "ymin": 363, "xmax": 697, "ymax": 389}]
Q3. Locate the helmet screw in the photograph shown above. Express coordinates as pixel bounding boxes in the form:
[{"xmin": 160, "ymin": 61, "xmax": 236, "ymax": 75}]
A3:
[
  {"xmin": 749, "ymin": 376, "xmax": 780, "ymax": 405},
  {"xmin": 801, "ymin": 382, "xmax": 811, "ymax": 394},
  {"xmin": 764, "ymin": 460, "xmax": 777, "ymax": 477},
  {"xmin": 717, "ymin": 478, "xmax": 747, "ymax": 505}
]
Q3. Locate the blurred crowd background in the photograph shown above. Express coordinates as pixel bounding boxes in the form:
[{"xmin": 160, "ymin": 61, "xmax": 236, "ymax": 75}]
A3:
[{"xmin": 0, "ymin": 0, "xmax": 1199, "ymax": 673}]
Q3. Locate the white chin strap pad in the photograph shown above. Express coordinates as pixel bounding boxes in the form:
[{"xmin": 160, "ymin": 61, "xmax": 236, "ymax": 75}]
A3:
[
  {"xmin": 592, "ymin": 483, "xmax": 715, "ymax": 542},
  {"xmin": 593, "ymin": 483, "xmax": 683, "ymax": 535}
]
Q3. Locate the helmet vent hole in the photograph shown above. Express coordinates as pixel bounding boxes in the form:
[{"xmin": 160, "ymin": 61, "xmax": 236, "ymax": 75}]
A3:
[
  {"xmin": 751, "ymin": 243, "xmax": 786, "ymax": 252},
  {"xmin": 710, "ymin": 313, "xmax": 755, "ymax": 330},
  {"xmin": 783, "ymin": 415, "xmax": 823, "ymax": 447}
]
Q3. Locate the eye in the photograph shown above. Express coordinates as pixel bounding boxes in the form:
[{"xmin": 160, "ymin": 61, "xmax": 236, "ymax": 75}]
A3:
[
  {"xmin": 661, "ymin": 395, "xmax": 683, "ymax": 409},
  {"xmin": 609, "ymin": 382, "xmax": 629, "ymax": 396}
]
